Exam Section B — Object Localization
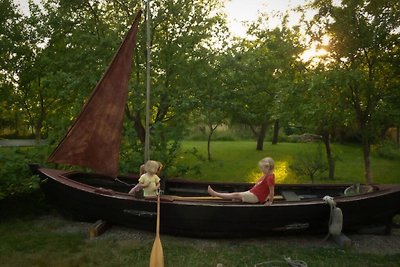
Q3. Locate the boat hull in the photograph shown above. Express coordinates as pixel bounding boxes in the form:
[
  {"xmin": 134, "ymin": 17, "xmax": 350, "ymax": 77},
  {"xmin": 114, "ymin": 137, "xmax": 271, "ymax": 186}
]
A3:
[{"xmin": 32, "ymin": 166, "xmax": 400, "ymax": 237}]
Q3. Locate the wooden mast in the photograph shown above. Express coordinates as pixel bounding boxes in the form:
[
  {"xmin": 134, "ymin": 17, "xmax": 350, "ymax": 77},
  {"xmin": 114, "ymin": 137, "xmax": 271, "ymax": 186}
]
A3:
[
  {"xmin": 146, "ymin": 2, "xmax": 164, "ymax": 266},
  {"xmin": 144, "ymin": 0, "xmax": 151, "ymax": 162}
]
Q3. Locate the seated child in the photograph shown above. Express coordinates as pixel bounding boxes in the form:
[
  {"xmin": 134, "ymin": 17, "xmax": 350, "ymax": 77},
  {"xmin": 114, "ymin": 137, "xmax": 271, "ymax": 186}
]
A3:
[{"xmin": 129, "ymin": 160, "xmax": 162, "ymax": 197}]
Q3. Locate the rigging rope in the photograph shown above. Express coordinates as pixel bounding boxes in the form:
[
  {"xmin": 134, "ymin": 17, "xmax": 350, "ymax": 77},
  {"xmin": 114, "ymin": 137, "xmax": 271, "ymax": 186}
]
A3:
[{"xmin": 114, "ymin": 177, "xmax": 135, "ymax": 187}]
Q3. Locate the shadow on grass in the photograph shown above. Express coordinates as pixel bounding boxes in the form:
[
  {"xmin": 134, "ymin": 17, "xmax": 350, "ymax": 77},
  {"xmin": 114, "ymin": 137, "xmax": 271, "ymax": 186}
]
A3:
[{"xmin": 0, "ymin": 190, "xmax": 51, "ymax": 221}]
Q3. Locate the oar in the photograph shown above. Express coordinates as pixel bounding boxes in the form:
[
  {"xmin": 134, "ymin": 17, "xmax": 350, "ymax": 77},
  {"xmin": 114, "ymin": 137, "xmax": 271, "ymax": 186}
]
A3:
[{"xmin": 149, "ymin": 190, "xmax": 164, "ymax": 267}]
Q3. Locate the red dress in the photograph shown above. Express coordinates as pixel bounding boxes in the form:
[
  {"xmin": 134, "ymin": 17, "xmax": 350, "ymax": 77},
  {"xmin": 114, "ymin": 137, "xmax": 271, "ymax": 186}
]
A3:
[{"xmin": 249, "ymin": 174, "xmax": 275, "ymax": 203}]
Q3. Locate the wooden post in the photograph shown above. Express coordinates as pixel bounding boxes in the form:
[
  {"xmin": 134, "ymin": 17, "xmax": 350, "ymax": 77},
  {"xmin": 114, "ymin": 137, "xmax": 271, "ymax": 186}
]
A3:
[
  {"xmin": 88, "ymin": 220, "xmax": 111, "ymax": 238},
  {"xmin": 332, "ymin": 233, "xmax": 352, "ymax": 248}
]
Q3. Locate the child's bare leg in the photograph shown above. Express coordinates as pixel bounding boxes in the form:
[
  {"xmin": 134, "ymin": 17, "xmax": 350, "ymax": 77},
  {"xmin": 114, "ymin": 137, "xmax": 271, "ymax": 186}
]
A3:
[{"xmin": 208, "ymin": 186, "xmax": 242, "ymax": 201}]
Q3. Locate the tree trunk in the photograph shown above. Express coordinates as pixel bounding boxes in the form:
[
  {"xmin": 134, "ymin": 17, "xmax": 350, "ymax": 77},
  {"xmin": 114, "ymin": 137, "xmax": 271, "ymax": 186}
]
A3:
[
  {"xmin": 362, "ymin": 139, "xmax": 373, "ymax": 184},
  {"xmin": 207, "ymin": 132, "xmax": 212, "ymax": 161},
  {"xmin": 133, "ymin": 112, "xmax": 145, "ymax": 144},
  {"xmin": 256, "ymin": 122, "xmax": 268, "ymax": 151},
  {"xmin": 35, "ymin": 121, "xmax": 42, "ymax": 141},
  {"xmin": 207, "ymin": 123, "xmax": 219, "ymax": 161},
  {"xmin": 310, "ymin": 173, "xmax": 315, "ymax": 184},
  {"xmin": 35, "ymin": 89, "xmax": 45, "ymax": 141},
  {"xmin": 207, "ymin": 125, "xmax": 218, "ymax": 161},
  {"xmin": 322, "ymin": 132, "xmax": 335, "ymax": 180},
  {"xmin": 271, "ymin": 119, "xmax": 279, "ymax": 145}
]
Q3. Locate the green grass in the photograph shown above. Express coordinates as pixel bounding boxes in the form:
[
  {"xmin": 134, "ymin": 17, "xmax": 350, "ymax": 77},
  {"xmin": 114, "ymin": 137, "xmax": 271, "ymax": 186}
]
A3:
[
  {"xmin": 1, "ymin": 215, "xmax": 399, "ymax": 267},
  {"xmin": 175, "ymin": 141, "xmax": 400, "ymax": 184}
]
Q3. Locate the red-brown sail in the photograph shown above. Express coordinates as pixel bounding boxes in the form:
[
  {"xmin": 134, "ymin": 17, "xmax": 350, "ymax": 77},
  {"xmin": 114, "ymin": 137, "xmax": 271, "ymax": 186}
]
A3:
[{"xmin": 48, "ymin": 11, "xmax": 142, "ymax": 177}]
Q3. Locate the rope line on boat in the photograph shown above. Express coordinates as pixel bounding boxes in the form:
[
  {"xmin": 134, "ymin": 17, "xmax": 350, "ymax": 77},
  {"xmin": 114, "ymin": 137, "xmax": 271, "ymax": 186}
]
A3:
[
  {"xmin": 253, "ymin": 256, "xmax": 308, "ymax": 267},
  {"xmin": 322, "ymin": 196, "xmax": 343, "ymax": 241},
  {"xmin": 114, "ymin": 178, "xmax": 135, "ymax": 187}
]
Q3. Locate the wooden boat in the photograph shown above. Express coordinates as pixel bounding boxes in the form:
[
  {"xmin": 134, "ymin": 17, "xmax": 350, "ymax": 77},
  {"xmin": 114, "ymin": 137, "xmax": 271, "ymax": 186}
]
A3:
[
  {"xmin": 30, "ymin": 165, "xmax": 400, "ymax": 237},
  {"xmin": 30, "ymin": 11, "xmax": 400, "ymax": 238}
]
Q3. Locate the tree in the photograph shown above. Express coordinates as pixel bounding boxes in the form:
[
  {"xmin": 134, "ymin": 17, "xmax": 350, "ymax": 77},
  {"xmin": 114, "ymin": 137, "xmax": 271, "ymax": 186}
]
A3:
[
  {"xmin": 11, "ymin": 0, "xmax": 134, "ymax": 141},
  {"xmin": 310, "ymin": 0, "xmax": 400, "ymax": 183},
  {"xmin": 290, "ymin": 144, "xmax": 328, "ymax": 183},
  {"xmin": 0, "ymin": 0, "xmax": 30, "ymax": 136},
  {"xmin": 295, "ymin": 69, "xmax": 351, "ymax": 180},
  {"xmin": 226, "ymin": 15, "xmax": 304, "ymax": 151},
  {"xmin": 124, "ymin": 0, "xmax": 228, "ymax": 164},
  {"xmin": 193, "ymin": 50, "xmax": 231, "ymax": 161}
]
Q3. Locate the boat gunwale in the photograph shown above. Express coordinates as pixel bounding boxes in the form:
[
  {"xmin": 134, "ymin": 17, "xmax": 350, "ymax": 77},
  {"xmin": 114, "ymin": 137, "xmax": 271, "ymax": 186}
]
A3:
[{"xmin": 36, "ymin": 167, "xmax": 400, "ymax": 208}]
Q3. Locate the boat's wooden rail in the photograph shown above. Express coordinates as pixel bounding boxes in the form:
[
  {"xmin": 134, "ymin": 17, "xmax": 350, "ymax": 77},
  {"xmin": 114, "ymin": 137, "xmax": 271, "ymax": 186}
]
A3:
[{"xmin": 160, "ymin": 195, "xmax": 285, "ymax": 202}]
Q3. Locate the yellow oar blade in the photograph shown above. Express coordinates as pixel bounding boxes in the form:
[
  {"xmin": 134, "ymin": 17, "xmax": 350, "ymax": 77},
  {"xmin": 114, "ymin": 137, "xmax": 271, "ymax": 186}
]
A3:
[
  {"xmin": 149, "ymin": 237, "xmax": 164, "ymax": 267},
  {"xmin": 149, "ymin": 192, "xmax": 163, "ymax": 267}
]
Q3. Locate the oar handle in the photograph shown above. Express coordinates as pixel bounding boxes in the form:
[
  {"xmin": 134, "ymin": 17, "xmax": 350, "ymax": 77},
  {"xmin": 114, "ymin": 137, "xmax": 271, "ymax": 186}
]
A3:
[{"xmin": 156, "ymin": 190, "xmax": 160, "ymax": 236}]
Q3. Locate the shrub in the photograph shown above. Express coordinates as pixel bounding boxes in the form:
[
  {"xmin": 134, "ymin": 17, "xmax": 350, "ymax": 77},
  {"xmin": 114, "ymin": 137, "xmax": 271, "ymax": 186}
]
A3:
[
  {"xmin": 288, "ymin": 133, "xmax": 322, "ymax": 143},
  {"xmin": 0, "ymin": 147, "xmax": 47, "ymax": 200},
  {"xmin": 289, "ymin": 145, "xmax": 328, "ymax": 183},
  {"xmin": 375, "ymin": 140, "xmax": 400, "ymax": 160}
]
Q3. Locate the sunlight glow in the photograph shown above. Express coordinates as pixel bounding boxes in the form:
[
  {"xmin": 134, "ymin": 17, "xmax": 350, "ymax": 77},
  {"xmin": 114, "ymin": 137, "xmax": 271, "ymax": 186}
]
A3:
[
  {"xmin": 246, "ymin": 169, "xmax": 263, "ymax": 183},
  {"xmin": 274, "ymin": 161, "xmax": 290, "ymax": 183},
  {"xmin": 300, "ymin": 34, "xmax": 331, "ymax": 64},
  {"xmin": 300, "ymin": 46, "xmax": 328, "ymax": 62},
  {"xmin": 246, "ymin": 161, "xmax": 289, "ymax": 183}
]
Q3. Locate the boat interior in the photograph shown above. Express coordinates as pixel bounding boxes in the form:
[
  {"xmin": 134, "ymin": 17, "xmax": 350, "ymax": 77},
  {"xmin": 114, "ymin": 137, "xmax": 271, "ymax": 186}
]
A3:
[{"xmin": 63, "ymin": 171, "xmax": 376, "ymax": 203}]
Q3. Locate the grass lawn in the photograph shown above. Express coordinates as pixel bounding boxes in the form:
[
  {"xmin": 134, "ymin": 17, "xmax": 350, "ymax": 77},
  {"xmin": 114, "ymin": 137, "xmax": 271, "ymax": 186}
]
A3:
[
  {"xmin": 1, "ymin": 214, "xmax": 399, "ymax": 267},
  {"xmin": 176, "ymin": 141, "xmax": 400, "ymax": 184}
]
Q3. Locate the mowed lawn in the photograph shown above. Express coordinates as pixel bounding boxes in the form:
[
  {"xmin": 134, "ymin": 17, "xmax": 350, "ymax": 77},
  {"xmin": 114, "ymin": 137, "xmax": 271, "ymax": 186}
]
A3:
[{"xmin": 176, "ymin": 141, "xmax": 400, "ymax": 184}]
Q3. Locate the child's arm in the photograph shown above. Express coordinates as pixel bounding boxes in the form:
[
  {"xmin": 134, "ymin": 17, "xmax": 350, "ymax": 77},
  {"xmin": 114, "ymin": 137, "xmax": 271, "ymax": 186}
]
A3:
[
  {"xmin": 138, "ymin": 175, "xmax": 150, "ymax": 187},
  {"xmin": 265, "ymin": 185, "xmax": 275, "ymax": 206},
  {"xmin": 155, "ymin": 175, "xmax": 161, "ymax": 189},
  {"xmin": 140, "ymin": 180, "xmax": 150, "ymax": 187}
]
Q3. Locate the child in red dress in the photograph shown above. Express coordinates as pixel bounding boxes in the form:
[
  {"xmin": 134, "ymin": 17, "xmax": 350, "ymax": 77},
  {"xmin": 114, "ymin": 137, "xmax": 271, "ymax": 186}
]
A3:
[{"xmin": 208, "ymin": 157, "xmax": 275, "ymax": 205}]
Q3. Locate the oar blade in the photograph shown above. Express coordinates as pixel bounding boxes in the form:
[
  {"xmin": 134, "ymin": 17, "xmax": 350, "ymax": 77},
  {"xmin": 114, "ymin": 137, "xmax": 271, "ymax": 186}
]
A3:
[{"xmin": 149, "ymin": 237, "xmax": 164, "ymax": 267}]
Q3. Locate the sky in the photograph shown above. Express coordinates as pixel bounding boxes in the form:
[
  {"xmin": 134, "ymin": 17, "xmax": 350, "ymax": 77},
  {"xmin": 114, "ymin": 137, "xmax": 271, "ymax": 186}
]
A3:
[
  {"xmin": 15, "ymin": 0, "xmax": 308, "ymax": 37},
  {"xmin": 224, "ymin": 0, "xmax": 308, "ymax": 37}
]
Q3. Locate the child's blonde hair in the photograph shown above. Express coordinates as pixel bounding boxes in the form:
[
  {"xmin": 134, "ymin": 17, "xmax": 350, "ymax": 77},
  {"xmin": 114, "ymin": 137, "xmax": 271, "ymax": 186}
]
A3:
[
  {"xmin": 258, "ymin": 157, "xmax": 275, "ymax": 171},
  {"xmin": 144, "ymin": 160, "xmax": 161, "ymax": 174}
]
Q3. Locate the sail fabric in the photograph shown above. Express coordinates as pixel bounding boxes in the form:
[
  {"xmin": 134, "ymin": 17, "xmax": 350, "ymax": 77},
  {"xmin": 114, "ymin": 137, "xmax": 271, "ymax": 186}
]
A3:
[{"xmin": 48, "ymin": 11, "xmax": 142, "ymax": 177}]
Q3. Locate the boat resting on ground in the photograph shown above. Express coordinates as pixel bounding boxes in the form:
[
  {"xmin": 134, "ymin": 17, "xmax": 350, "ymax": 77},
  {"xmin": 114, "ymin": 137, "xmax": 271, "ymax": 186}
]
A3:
[
  {"xmin": 30, "ymin": 165, "xmax": 400, "ymax": 238},
  {"xmin": 30, "ymin": 11, "xmax": 400, "ymax": 238}
]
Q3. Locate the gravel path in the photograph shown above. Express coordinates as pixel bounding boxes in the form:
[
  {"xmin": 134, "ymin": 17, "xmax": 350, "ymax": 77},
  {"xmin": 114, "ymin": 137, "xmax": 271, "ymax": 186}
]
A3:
[
  {"xmin": 35, "ymin": 214, "xmax": 400, "ymax": 255},
  {"xmin": 0, "ymin": 139, "xmax": 46, "ymax": 147}
]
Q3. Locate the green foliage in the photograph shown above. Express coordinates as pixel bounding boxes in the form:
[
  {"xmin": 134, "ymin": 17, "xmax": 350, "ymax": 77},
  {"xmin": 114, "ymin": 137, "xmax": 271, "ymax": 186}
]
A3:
[
  {"xmin": 224, "ymin": 20, "xmax": 304, "ymax": 149},
  {"xmin": 165, "ymin": 147, "xmax": 205, "ymax": 177},
  {"xmin": 1, "ymin": 0, "xmax": 399, "ymax": 185},
  {"xmin": 289, "ymin": 144, "xmax": 328, "ymax": 183},
  {"xmin": 308, "ymin": 0, "xmax": 400, "ymax": 183},
  {"xmin": 0, "ymin": 147, "xmax": 47, "ymax": 200},
  {"xmin": 375, "ymin": 141, "xmax": 400, "ymax": 160}
]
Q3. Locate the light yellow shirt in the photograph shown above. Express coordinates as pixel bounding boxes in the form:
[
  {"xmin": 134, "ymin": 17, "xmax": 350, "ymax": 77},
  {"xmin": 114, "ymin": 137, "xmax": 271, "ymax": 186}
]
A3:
[{"xmin": 139, "ymin": 173, "xmax": 160, "ymax": 197}]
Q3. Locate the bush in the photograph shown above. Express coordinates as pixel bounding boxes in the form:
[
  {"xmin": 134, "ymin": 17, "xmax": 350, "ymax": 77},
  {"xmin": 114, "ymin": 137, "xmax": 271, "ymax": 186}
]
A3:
[
  {"xmin": 375, "ymin": 141, "xmax": 400, "ymax": 160},
  {"xmin": 289, "ymin": 145, "xmax": 328, "ymax": 183},
  {"xmin": 0, "ymin": 147, "xmax": 47, "ymax": 200},
  {"xmin": 288, "ymin": 133, "xmax": 322, "ymax": 143}
]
